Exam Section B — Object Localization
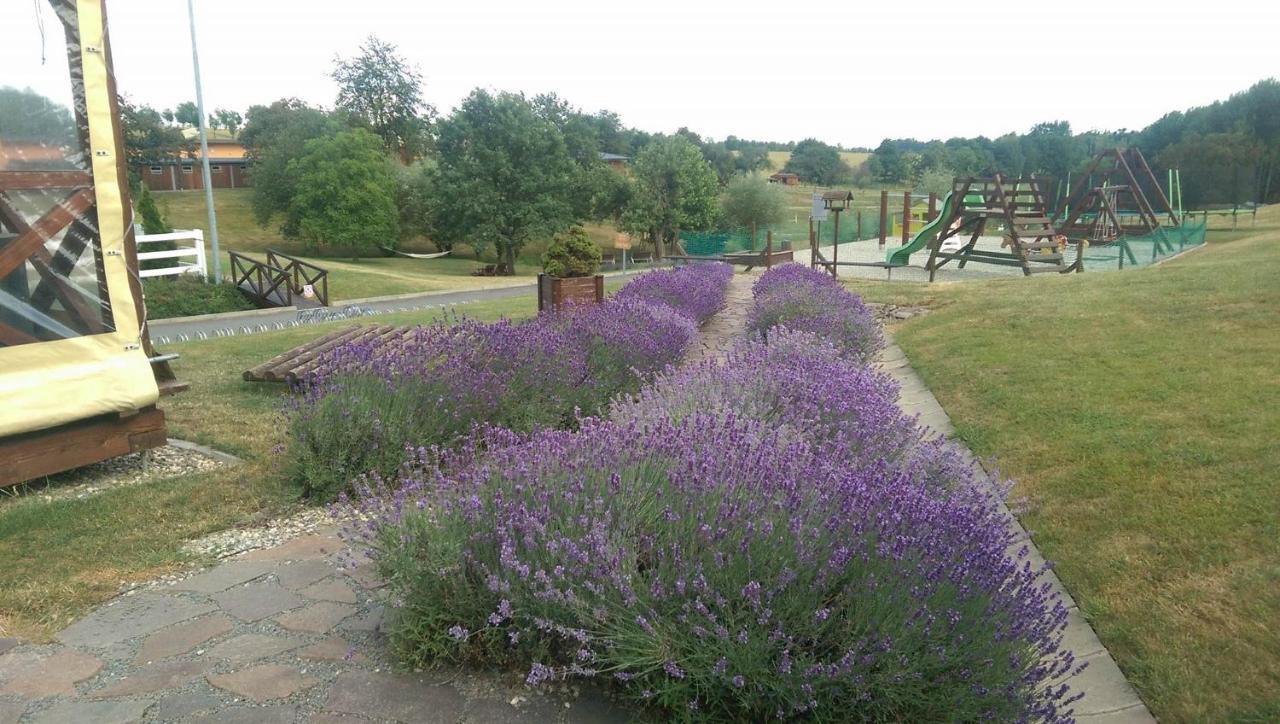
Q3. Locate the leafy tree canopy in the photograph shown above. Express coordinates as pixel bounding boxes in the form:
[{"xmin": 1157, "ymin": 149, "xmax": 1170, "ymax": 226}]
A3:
[
  {"xmin": 431, "ymin": 89, "xmax": 577, "ymax": 273},
  {"xmin": 783, "ymin": 138, "xmax": 851, "ymax": 185},
  {"xmin": 284, "ymin": 128, "xmax": 399, "ymax": 255},
  {"xmin": 720, "ymin": 173, "xmax": 787, "ymax": 242},
  {"xmin": 332, "ymin": 36, "xmax": 435, "ymax": 160},
  {"xmin": 240, "ymin": 98, "xmax": 345, "ymax": 234},
  {"xmin": 621, "ymin": 135, "xmax": 719, "ymax": 257}
]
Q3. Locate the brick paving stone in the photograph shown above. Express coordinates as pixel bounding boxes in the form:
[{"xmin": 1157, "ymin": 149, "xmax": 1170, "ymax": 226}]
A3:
[
  {"xmin": 0, "ymin": 648, "xmax": 102, "ymax": 697},
  {"xmin": 240, "ymin": 534, "xmax": 341, "ymax": 562},
  {"xmin": 27, "ymin": 699, "xmax": 152, "ymax": 724},
  {"xmin": 296, "ymin": 636, "xmax": 368, "ymax": 664},
  {"xmin": 150, "ymin": 691, "xmax": 223, "ymax": 721},
  {"xmin": 212, "ymin": 582, "xmax": 306, "ymax": 622},
  {"xmin": 0, "ymin": 701, "xmax": 26, "ymax": 724},
  {"xmin": 186, "ymin": 704, "xmax": 299, "ymax": 724},
  {"xmin": 90, "ymin": 659, "xmax": 215, "ymax": 698},
  {"xmin": 57, "ymin": 593, "xmax": 216, "ymax": 648},
  {"xmin": 325, "ymin": 669, "xmax": 465, "ymax": 722},
  {"xmin": 171, "ymin": 561, "xmax": 276, "ymax": 594},
  {"xmin": 207, "ymin": 664, "xmax": 319, "ymax": 702},
  {"xmin": 206, "ymin": 634, "xmax": 306, "ymax": 666},
  {"xmin": 271, "ymin": 560, "xmax": 338, "ymax": 590},
  {"xmin": 274, "ymin": 602, "xmax": 356, "ymax": 633},
  {"xmin": 298, "ymin": 578, "xmax": 358, "ymax": 604},
  {"xmin": 135, "ymin": 614, "xmax": 234, "ymax": 663}
]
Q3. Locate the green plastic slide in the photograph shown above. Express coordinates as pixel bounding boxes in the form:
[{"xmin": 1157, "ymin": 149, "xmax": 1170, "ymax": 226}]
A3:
[{"xmin": 885, "ymin": 190, "xmax": 957, "ymax": 266}]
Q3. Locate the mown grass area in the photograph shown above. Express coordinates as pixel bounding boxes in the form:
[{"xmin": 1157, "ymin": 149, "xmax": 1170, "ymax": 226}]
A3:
[
  {"xmin": 0, "ymin": 291, "xmax": 554, "ymax": 641},
  {"xmin": 877, "ymin": 208, "xmax": 1280, "ymax": 721},
  {"xmin": 157, "ymin": 190, "xmax": 625, "ymax": 302},
  {"xmin": 766, "ymin": 150, "xmax": 870, "ymax": 174}
]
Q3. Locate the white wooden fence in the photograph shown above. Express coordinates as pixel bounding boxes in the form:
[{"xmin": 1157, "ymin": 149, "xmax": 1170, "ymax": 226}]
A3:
[{"xmin": 137, "ymin": 229, "xmax": 207, "ymax": 279}]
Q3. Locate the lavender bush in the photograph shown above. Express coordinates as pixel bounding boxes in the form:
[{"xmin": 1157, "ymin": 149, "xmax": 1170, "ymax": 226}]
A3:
[
  {"xmin": 354, "ymin": 414, "xmax": 1079, "ymax": 721},
  {"xmin": 286, "ymin": 266, "xmax": 708, "ymax": 502},
  {"xmin": 616, "ymin": 262, "xmax": 735, "ymax": 323},
  {"xmin": 747, "ymin": 264, "xmax": 883, "ymax": 364}
]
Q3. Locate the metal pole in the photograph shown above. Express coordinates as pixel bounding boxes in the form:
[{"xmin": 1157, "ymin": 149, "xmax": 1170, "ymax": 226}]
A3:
[{"xmin": 187, "ymin": 0, "xmax": 222, "ymax": 282}]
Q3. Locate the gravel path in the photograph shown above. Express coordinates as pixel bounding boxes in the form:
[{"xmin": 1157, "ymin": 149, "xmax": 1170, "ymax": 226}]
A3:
[{"xmin": 682, "ymin": 271, "xmax": 755, "ymax": 366}]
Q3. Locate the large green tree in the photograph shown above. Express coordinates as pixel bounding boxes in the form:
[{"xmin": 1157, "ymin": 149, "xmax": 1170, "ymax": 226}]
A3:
[
  {"xmin": 240, "ymin": 98, "xmax": 344, "ymax": 235},
  {"xmin": 0, "ymin": 86, "xmax": 75, "ymax": 146},
  {"xmin": 284, "ymin": 129, "xmax": 399, "ymax": 255},
  {"xmin": 720, "ymin": 173, "xmax": 786, "ymax": 248},
  {"xmin": 622, "ymin": 135, "xmax": 719, "ymax": 258},
  {"xmin": 332, "ymin": 36, "xmax": 434, "ymax": 160},
  {"xmin": 784, "ymin": 138, "xmax": 850, "ymax": 185},
  {"xmin": 431, "ymin": 89, "xmax": 577, "ymax": 273}
]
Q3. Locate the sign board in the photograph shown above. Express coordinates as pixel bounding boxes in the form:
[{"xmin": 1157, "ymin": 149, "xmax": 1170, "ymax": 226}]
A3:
[
  {"xmin": 811, "ymin": 192, "xmax": 828, "ymax": 221},
  {"xmin": 613, "ymin": 232, "xmax": 633, "ymax": 250}
]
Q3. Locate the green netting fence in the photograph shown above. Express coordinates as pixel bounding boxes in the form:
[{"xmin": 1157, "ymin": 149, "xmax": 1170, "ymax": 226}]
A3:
[
  {"xmin": 1078, "ymin": 219, "xmax": 1207, "ymax": 271},
  {"xmin": 679, "ymin": 214, "xmax": 884, "ymax": 256}
]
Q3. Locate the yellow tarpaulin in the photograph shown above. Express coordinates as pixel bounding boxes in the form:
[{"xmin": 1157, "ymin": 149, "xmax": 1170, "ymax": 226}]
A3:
[{"xmin": 0, "ymin": 0, "xmax": 159, "ymax": 439}]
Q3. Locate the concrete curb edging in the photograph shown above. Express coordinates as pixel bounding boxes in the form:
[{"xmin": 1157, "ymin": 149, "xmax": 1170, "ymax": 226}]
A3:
[{"xmin": 878, "ymin": 341, "xmax": 1155, "ymax": 723}]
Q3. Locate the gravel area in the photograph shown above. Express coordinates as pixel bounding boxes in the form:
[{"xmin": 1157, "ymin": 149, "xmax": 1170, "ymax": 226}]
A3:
[
  {"xmin": 179, "ymin": 507, "xmax": 350, "ymax": 561},
  {"xmin": 3, "ymin": 444, "xmax": 231, "ymax": 505}
]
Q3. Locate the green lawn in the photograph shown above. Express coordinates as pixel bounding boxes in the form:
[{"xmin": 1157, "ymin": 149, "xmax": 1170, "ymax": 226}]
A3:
[
  {"xmin": 0, "ymin": 292, "xmax": 546, "ymax": 641},
  {"xmin": 155, "ymin": 189, "xmax": 629, "ymax": 303},
  {"xmin": 879, "ymin": 208, "xmax": 1280, "ymax": 721}
]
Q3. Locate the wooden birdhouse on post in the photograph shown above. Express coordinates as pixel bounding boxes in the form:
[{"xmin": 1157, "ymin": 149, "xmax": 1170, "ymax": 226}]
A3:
[{"xmin": 822, "ymin": 190, "xmax": 854, "ymax": 277}]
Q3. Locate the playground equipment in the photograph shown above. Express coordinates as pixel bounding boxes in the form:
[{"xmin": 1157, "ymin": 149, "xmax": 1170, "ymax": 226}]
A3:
[
  {"xmin": 1, "ymin": 0, "xmax": 184, "ymax": 485},
  {"xmin": 890, "ymin": 194, "xmax": 933, "ymax": 239},
  {"xmin": 902, "ymin": 176, "xmax": 1086, "ymax": 281},
  {"xmin": 1057, "ymin": 149, "xmax": 1206, "ymax": 267}
]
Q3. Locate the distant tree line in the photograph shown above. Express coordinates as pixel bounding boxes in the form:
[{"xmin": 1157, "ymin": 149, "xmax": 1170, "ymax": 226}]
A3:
[{"xmin": 863, "ymin": 79, "xmax": 1280, "ymax": 208}]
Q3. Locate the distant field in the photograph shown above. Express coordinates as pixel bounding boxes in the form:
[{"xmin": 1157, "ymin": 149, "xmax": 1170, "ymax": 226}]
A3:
[{"xmin": 766, "ymin": 150, "xmax": 870, "ymax": 175}]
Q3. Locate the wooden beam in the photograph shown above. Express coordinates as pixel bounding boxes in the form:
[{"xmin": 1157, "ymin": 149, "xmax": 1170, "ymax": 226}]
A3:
[
  {"xmin": 0, "ymin": 171, "xmax": 93, "ymax": 191},
  {"xmin": 0, "ymin": 408, "xmax": 167, "ymax": 487},
  {"xmin": 0, "ymin": 189, "xmax": 95, "ymax": 279}
]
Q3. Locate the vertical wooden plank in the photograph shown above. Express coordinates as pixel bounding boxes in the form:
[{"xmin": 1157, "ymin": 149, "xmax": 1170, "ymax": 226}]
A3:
[
  {"xmin": 879, "ymin": 190, "xmax": 888, "ymax": 247},
  {"xmin": 902, "ymin": 191, "xmax": 911, "ymax": 244}
]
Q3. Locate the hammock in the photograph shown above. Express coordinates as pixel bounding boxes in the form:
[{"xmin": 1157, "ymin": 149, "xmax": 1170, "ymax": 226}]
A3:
[{"xmin": 380, "ymin": 246, "xmax": 452, "ymax": 260}]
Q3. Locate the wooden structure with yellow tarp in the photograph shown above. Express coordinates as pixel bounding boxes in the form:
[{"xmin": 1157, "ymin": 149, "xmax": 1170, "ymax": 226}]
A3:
[{"xmin": 1, "ymin": 0, "xmax": 183, "ymax": 485}]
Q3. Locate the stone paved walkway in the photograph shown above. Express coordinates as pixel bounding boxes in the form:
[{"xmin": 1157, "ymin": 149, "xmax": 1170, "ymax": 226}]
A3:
[
  {"xmin": 0, "ymin": 531, "xmax": 630, "ymax": 723},
  {"xmin": 682, "ymin": 271, "xmax": 755, "ymax": 365},
  {"xmin": 878, "ymin": 341, "xmax": 1155, "ymax": 723}
]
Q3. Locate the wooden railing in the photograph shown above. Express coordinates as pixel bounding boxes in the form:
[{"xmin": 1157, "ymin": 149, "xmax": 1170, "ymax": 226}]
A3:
[
  {"xmin": 266, "ymin": 249, "xmax": 329, "ymax": 307},
  {"xmin": 229, "ymin": 251, "xmax": 292, "ymax": 308}
]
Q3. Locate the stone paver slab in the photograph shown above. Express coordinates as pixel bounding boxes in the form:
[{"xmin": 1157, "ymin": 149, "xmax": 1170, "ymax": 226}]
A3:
[
  {"xmin": 186, "ymin": 705, "xmax": 299, "ymax": 724},
  {"xmin": 565, "ymin": 688, "xmax": 631, "ymax": 723},
  {"xmin": 208, "ymin": 664, "xmax": 319, "ymax": 702},
  {"xmin": 297, "ymin": 636, "xmax": 368, "ymax": 664},
  {"xmin": 1077, "ymin": 704, "xmax": 1156, "ymax": 723},
  {"xmin": 150, "ymin": 692, "xmax": 223, "ymax": 721},
  {"xmin": 240, "ymin": 534, "xmax": 340, "ymax": 562},
  {"xmin": 0, "ymin": 639, "xmax": 17, "ymax": 656},
  {"xmin": 337, "ymin": 605, "xmax": 384, "ymax": 633},
  {"xmin": 308, "ymin": 714, "xmax": 369, "ymax": 724},
  {"xmin": 212, "ymin": 582, "xmax": 305, "ymax": 622},
  {"xmin": 57, "ymin": 593, "xmax": 216, "ymax": 648},
  {"xmin": 1069, "ymin": 651, "xmax": 1147, "ymax": 716},
  {"xmin": 0, "ymin": 648, "xmax": 102, "ymax": 697},
  {"xmin": 90, "ymin": 658, "xmax": 214, "ymax": 698},
  {"xmin": 206, "ymin": 633, "xmax": 306, "ymax": 666},
  {"xmin": 271, "ymin": 560, "xmax": 337, "ymax": 590},
  {"xmin": 325, "ymin": 669, "xmax": 464, "ymax": 722},
  {"xmin": 468, "ymin": 695, "xmax": 564, "ymax": 724},
  {"xmin": 172, "ymin": 561, "xmax": 276, "ymax": 594},
  {"xmin": 0, "ymin": 701, "xmax": 26, "ymax": 724},
  {"xmin": 274, "ymin": 602, "xmax": 356, "ymax": 633},
  {"xmin": 135, "ymin": 613, "xmax": 234, "ymax": 663},
  {"xmin": 28, "ymin": 699, "xmax": 151, "ymax": 724},
  {"xmin": 341, "ymin": 562, "xmax": 385, "ymax": 590},
  {"xmin": 298, "ymin": 579, "xmax": 358, "ymax": 604}
]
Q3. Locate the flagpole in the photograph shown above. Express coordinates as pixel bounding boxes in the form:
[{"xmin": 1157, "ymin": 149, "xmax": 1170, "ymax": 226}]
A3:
[{"xmin": 186, "ymin": 0, "xmax": 222, "ymax": 282}]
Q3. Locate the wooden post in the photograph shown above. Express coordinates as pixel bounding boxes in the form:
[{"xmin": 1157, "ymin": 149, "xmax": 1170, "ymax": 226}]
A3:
[
  {"xmin": 928, "ymin": 192, "xmax": 938, "ymax": 221},
  {"xmin": 765, "ymin": 230, "xmax": 773, "ymax": 268},
  {"xmin": 808, "ymin": 217, "xmax": 815, "ymax": 269},
  {"xmin": 902, "ymin": 191, "xmax": 912, "ymax": 244},
  {"xmin": 879, "ymin": 190, "xmax": 888, "ymax": 247},
  {"xmin": 831, "ymin": 209, "xmax": 840, "ymax": 278},
  {"xmin": 856, "ymin": 210, "xmax": 863, "ymax": 241}
]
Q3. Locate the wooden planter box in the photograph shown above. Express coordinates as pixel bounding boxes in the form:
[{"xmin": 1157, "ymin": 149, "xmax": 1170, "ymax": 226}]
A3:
[{"xmin": 538, "ymin": 273, "xmax": 604, "ymax": 311}]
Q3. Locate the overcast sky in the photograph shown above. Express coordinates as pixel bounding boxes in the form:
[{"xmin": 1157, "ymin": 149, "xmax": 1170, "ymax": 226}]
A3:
[{"xmin": 4, "ymin": 0, "xmax": 1279, "ymax": 147}]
